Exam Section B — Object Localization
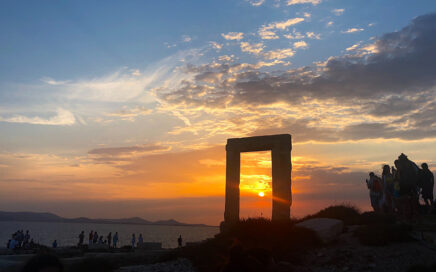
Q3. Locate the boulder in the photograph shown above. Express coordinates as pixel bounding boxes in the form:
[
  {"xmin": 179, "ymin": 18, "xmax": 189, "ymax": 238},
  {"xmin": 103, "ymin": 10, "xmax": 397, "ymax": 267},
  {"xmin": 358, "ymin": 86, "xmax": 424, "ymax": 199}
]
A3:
[{"xmin": 296, "ymin": 218, "xmax": 344, "ymax": 243}]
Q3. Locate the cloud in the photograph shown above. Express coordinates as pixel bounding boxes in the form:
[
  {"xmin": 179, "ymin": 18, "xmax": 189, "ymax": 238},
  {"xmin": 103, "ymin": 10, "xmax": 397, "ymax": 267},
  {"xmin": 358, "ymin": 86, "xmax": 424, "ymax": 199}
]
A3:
[
  {"xmin": 332, "ymin": 8, "xmax": 345, "ymax": 16},
  {"xmin": 259, "ymin": 18, "xmax": 305, "ymax": 40},
  {"xmin": 218, "ymin": 55, "xmax": 234, "ymax": 62},
  {"xmin": 182, "ymin": 35, "xmax": 192, "ymax": 42},
  {"xmin": 209, "ymin": 41, "xmax": 223, "ymax": 50},
  {"xmin": 246, "ymin": 0, "xmax": 265, "ymax": 6},
  {"xmin": 306, "ymin": 32, "xmax": 321, "ymax": 39},
  {"xmin": 342, "ymin": 28, "xmax": 364, "ymax": 33},
  {"xmin": 106, "ymin": 106, "xmax": 153, "ymax": 121},
  {"xmin": 327, "ymin": 21, "xmax": 334, "ymax": 27},
  {"xmin": 88, "ymin": 144, "xmax": 170, "ymax": 156},
  {"xmin": 262, "ymin": 48, "xmax": 295, "ymax": 60},
  {"xmin": 157, "ymin": 13, "xmax": 436, "ymax": 143},
  {"xmin": 240, "ymin": 42, "xmax": 264, "ymax": 55},
  {"xmin": 287, "ymin": 0, "xmax": 321, "ymax": 6},
  {"xmin": 259, "ymin": 28, "xmax": 279, "ymax": 40},
  {"xmin": 271, "ymin": 18, "xmax": 305, "ymax": 30},
  {"xmin": 346, "ymin": 42, "xmax": 361, "ymax": 51},
  {"xmin": 293, "ymin": 41, "xmax": 308, "ymax": 49},
  {"xmin": 0, "ymin": 108, "xmax": 76, "ymax": 126},
  {"xmin": 221, "ymin": 32, "xmax": 244, "ymax": 40}
]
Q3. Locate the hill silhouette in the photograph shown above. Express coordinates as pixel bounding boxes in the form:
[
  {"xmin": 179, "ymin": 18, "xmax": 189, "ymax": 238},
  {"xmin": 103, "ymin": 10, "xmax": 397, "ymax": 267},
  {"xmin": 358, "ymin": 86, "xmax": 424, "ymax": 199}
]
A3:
[{"xmin": 0, "ymin": 211, "xmax": 213, "ymax": 227}]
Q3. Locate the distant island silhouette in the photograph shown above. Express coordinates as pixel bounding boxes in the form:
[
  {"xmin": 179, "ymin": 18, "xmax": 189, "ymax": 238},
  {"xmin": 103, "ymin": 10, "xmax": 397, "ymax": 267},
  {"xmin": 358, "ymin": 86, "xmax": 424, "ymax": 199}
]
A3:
[{"xmin": 0, "ymin": 211, "xmax": 215, "ymax": 227}]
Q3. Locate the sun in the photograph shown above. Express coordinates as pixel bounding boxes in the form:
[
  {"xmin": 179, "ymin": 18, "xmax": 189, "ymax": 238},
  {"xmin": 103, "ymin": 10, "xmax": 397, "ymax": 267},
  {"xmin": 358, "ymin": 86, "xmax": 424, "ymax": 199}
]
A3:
[{"xmin": 258, "ymin": 192, "xmax": 265, "ymax": 197}]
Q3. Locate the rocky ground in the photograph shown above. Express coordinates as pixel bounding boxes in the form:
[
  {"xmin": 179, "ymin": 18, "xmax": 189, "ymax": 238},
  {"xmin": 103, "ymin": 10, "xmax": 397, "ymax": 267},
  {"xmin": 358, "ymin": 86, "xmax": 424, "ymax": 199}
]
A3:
[
  {"xmin": 117, "ymin": 258, "xmax": 196, "ymax": 272},
  {"xmin": 287, "ymin": 226, "xmax": 436, "ymax": 272}
]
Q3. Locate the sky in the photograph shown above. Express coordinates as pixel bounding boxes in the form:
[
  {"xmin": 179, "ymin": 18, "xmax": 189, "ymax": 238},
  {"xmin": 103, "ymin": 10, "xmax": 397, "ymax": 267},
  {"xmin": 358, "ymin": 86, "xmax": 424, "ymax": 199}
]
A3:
[{"xmin": 1, "ymin": 0, "xmax": 436, "ymax": 225}]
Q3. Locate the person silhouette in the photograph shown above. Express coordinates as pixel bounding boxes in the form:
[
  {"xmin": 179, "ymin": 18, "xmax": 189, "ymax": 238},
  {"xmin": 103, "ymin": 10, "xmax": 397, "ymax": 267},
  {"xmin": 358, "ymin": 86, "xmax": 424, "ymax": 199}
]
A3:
[
  {"xmin": 131, "ymin": 234, "xmax": 136, "ymax": 248},
  {"xmin": 78, "ymin": 231, "xmax": 84, "ymax": 246},
  {"xmin": 177, "ymin": 235, "xmax": 183, "ymax": 247},
  {"xmin": 107, "ymin": 232, "xmax": 112, "ymax": 247},
  {"xmin": 421, "ymin": 163, "xmax": 434, "ymax": 207},
  {"xmin": 113, "ymin": 232, "xmax": 119, "ymax": 248},
  {"xmin": 138, "ymin": 234, "xmax": 143, "ymax": 247}
]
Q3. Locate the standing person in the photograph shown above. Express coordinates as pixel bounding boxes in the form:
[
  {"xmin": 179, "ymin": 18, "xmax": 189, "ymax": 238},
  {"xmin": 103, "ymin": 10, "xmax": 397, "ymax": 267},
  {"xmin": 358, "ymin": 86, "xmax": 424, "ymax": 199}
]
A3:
[
  {"xmin": 421, "ymin": 163, "xmax": 434, "ymax": 207},
  {"xmin": 52, "ymin": 240, "xmax": 58, "ymax": 248},
  {"xmin": 382, "ymin": 165, "xmax": 394, "ymax": 212},
  {"xmin": 89, "ymin": 231, "xmax": 94, "ymax": 245},
  {"xmin": 131, "ymin": 234, "xmax": 136, "ymax": 248},
  {"xmin": 113, "ymin": 232, "xmax": 119, "ymax": 248},
  {"xmin": 397, "ymin": 154, "xmax": 418, "ymax": 220},
  {"xmin": 24, "ymin": 230, "xmax": 30, "ymax": 244},
  {"xmin": 107, "ymin": 232, "xmax": 112, "ymax": 248},
  {"xmin": 366, "ymin": 172, "xmax": 383, "ymax": 212},
  {"xmin": 9, "ymin": 235, "xmax": 17, "ymax": 250},
  {"xmin": 93, "ymin": 231, "xmax": 98, "ymax": 244},
  {"xmin": 17, "ymin": 230, "xmax": 24, "ymax": 248},
  {"xmin": 178, "ymin": 235, "xmax": 183, "ymax": 248},
  {"xmin": 78, "ymin": 231, "xmax": 84, "ymax": 246},
  {"xmin": 137, "ymin": 234, "xmax": 143, "ymax": 247}
]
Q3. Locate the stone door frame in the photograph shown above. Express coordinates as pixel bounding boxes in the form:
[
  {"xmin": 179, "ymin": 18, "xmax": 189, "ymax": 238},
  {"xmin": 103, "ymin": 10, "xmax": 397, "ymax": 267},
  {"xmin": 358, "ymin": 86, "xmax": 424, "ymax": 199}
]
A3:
[{"xmin": 224, "ymin": 134, "xmax": 292, "ymax": 223}]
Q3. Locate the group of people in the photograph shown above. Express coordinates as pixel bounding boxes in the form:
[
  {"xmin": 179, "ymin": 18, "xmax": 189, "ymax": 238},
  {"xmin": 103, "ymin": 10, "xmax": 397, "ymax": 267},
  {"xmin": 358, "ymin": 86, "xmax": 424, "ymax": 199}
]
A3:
[
  {"xmin": 82, "ymin": 230, "xmax": 119, "ymax": 247},
  {"xmin": 6, "ymin": 230, "xmax": 36, "ymax": 250},
  {"xmin": 366, "ymin": 153, "xmax": 434, "ymax": 220}
]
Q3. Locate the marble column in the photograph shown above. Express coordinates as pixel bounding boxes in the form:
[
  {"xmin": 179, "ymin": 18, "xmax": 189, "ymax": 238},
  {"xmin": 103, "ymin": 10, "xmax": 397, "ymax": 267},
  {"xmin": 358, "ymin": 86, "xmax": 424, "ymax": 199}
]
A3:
[
  {"xmin": 224, "ymin": 147, "xmax": 240, "ymax": 223},
  {"xmin": 271, "ymin": 145, "xmax": 292, "ymax": 221}
]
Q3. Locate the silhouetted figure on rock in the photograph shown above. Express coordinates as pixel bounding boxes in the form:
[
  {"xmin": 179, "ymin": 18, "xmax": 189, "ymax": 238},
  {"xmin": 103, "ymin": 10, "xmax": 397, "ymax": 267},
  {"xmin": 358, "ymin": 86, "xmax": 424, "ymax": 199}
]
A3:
[
  {"xmin": 178, "ymin": 235, "xmax": 182, "ymax": 247},
  {"xmin": 78, "ymin": 231, "xmax": 84, "ymax": 246},
  {"xmin": 93, "ymin": 231, "xmax": 98, "ymax": 244},
  {"xmin": 421, "ymin": 163, "xmax": 434, "ymax": 207},
  {"xmin": 88, "ymin": 230, "xmax": 93, "ymax": 245},
  {"xmin": 131, "ymin": 234, "xmax": 136, "ymax": 248},
  {"xmin": 382, "ymin": 165, "xmax": 394, "ymax": 213},
  {"xmin": 107, "ymin": 232, "xmax": 112, "ymax": 247},
  {"xmin": 366, "ymin": 172, "xmax": 383, "ymax": 212},
  {"xmin": 113, "ymin": 232, "xmax": 119, "ymax": 248}
]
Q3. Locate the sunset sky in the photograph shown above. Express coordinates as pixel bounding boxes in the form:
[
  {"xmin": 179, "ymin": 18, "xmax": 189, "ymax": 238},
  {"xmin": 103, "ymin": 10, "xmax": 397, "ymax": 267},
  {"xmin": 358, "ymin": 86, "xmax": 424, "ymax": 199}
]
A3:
[{"xmin": 1, "ymin": 0, "xmax": 436, "ymax": 225}]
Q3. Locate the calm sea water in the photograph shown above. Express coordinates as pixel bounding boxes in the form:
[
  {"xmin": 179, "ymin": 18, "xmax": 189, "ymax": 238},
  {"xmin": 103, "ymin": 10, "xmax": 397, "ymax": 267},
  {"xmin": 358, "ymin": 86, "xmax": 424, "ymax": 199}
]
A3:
[{"xmin": 0, "ymin": 221, "xmax": 219, "ymax": 249}]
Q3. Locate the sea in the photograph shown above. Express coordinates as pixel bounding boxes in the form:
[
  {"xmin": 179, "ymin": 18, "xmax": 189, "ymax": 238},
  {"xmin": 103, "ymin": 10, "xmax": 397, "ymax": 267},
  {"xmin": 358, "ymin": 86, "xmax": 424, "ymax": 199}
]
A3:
[{"xmin": 0, "ymin": 221, "xmax": 219, "ymax": 249}]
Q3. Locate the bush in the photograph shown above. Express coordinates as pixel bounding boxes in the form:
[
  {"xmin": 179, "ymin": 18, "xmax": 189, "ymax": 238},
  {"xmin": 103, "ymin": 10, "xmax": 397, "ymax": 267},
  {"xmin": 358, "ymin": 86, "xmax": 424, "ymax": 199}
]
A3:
[
  {"xmin": 167, "ymin": 218, "xmax": 321, "ymax": 272},
  {"xmin": 300, "ymin": 204, "xmax": 361, "ymax": 225}
]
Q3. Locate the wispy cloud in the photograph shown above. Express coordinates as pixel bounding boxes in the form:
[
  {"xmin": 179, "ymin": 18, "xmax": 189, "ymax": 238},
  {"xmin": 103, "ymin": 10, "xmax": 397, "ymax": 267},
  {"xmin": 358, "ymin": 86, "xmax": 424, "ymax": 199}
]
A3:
[
  {"xmin": 0, "ymin": 108, "xmax": 76, "ymax": 126},
  {"xmin": 332, "ymin": 8, "xmax": 345, "ymax": 16},
  {"xmin": 221, "ymin": 32, "xmax": 244, "ymax": 40},
  {"xmin": 294, "ymin": 41, "xmax": 308, "ymax": 49},
  {"xmin": 342, "ymin": 28, "xmax": 364, "ymax": 33},
  {"xmin": 306, "ymin": 32, "xmax": 321, "ymax": 39},
  {"xmin": 287, "ymin": 0, "xmax": 321, "ymax": 6},
  {"xmin": 209, "ymin": 41, "xmax": 223, "ymax": 50},
  {"xmin": 240, "ymin": 42, "xmax": 264, "ymax": 55},
  {"xmin": 246, "ymin": 0, "xmax": 265, "ymax": 6},
  {"xmin": 259, "ymin": 17, "xmax": 305, "ymax": 39},
  {"xmin": 182, "ymin": 35, "xmax": 192, "ymax": 42}
]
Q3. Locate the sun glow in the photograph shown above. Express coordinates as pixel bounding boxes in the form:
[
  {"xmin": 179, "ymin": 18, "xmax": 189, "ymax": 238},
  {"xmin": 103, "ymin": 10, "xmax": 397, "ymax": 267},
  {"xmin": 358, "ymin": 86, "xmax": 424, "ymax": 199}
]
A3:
[{"xmin": 258, "ymin": 191, "xmax": 265, "ymax": 197}]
